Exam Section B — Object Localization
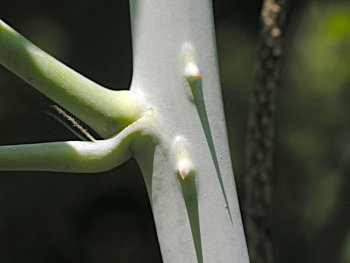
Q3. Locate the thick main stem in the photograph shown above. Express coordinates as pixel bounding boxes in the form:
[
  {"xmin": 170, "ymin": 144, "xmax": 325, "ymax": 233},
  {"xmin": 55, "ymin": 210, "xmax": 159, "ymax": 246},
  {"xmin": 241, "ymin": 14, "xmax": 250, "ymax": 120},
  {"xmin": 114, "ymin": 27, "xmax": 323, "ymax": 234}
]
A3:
[{"xmin": 129, "ymin": 1, "xmax": 249, "ymax": 262}]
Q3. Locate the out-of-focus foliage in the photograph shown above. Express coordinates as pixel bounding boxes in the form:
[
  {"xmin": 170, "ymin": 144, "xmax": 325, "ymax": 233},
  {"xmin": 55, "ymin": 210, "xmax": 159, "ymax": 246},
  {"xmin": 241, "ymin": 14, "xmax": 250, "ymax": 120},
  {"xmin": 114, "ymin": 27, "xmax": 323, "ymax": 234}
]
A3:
[
  {"xmin": 293, "ymin": 3, "xmax": 350, "ymax": 96},
  {"xmin": 0, "ymin": 0, "xmax": 349, "ymax": 262},
  {"xmin": 273, "ymin": 2, "xmax": 350, "ymax": 262},
  {"xmin": 275, "ymin": 2, "xmax": 350, "ymax": 263},
  {"xmin": 218, "ymin": 1, "xmax": 350, "ymax": 263}
]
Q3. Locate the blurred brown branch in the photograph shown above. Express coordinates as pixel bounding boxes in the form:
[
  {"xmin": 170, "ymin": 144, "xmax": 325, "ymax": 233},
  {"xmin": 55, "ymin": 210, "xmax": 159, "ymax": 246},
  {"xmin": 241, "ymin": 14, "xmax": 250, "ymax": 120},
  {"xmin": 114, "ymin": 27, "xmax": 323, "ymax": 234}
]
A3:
[{"xmin": 243, "ymin": 0, "xmax": 288, "ymax": 262}]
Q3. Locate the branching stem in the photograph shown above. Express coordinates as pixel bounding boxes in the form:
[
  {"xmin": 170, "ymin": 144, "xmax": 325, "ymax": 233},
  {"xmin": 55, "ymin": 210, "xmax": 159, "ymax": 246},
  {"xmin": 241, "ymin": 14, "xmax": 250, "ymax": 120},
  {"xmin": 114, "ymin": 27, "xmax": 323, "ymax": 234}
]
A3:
[
  {"xmin": 0, "ymin": 112, "xmax": 155, "ymax": 173},
  {"xmin": 0, "ymin": 19, "xmax": 143, "ymax": 137}
]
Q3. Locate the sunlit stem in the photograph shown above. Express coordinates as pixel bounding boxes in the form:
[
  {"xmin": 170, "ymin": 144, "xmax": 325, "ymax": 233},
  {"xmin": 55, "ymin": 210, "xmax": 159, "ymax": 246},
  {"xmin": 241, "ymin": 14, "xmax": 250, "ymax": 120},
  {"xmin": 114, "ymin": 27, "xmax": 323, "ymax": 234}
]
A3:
[
  {"xmin": 0, "ymin": 113, "xmax": 154, "ymax": 173},
  {"xmin": 0, "ymin": 19, "xmax": 143, "ymax": 138}
]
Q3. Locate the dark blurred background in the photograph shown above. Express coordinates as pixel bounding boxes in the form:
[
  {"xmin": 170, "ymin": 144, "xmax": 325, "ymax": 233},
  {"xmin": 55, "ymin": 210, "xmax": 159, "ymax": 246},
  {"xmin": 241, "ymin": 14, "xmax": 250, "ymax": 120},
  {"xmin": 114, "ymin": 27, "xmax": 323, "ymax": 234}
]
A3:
[{"xmin": 0, "ymin": 0, "xmax": 350, "ymax": 262}]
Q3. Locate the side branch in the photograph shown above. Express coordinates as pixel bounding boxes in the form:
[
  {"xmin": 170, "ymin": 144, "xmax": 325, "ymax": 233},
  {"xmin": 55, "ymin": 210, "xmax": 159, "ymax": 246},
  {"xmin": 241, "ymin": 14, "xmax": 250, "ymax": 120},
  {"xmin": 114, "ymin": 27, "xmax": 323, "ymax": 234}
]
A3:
[
  {"xmin": 0, "ymin": 19, "xmax": 143, "ymax": 137},
  {"xmin": 0, "ymin": 113, "xmax": 154, "ymax": 173}
]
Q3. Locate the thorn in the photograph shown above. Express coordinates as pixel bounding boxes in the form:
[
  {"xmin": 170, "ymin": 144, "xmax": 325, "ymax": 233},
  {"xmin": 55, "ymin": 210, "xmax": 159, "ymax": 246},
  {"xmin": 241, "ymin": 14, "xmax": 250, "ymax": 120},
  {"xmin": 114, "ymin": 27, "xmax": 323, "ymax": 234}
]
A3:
[
  {"xmin": 178, "ymin": 158, "xmax": 193, "ymax": 180},
  {"xmin": 185, "ymin": 62, "xmax": 203, "ymax": 80},
  {"xmin": 182, "ymin": 42, "xmax": 203, "ymax": 94},
  {"xmin": 173, "ymin": 136, "xmax": 194, "ymax": 180}
]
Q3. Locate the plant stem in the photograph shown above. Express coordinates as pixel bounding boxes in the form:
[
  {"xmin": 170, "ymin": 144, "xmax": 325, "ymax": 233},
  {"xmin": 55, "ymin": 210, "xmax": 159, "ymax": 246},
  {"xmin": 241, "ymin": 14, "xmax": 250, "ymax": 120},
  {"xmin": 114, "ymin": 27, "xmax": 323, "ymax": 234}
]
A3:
[
  {"xmin": 130, "ymin": 1, "xmax": 249, "ymax": 262},
  {"xmin": 0, "ymin": 113, "xmax": 154, "ymax": 172},
  {"xmin": 0, "ymin": 19, "xmax": 143, "ymax": 138}
]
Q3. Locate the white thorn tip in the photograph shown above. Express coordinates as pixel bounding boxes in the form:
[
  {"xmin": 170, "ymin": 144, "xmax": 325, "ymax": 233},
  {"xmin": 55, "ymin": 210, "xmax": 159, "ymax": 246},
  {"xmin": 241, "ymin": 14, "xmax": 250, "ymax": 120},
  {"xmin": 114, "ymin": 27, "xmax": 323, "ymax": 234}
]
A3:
[
  {"xmin": 185, "ymin": 62, "xmax": 203, "ymax": 80},
  {"xmin": 182, "ymin": 42, "xmax": 203, "ymax": 83},
  {"xmin": 173, "ymin": 136, "xmax": 194, "ymax": 180},
  {"xmin": 178, "ymin": 158, "xmax": 193, "ymax": 180}
]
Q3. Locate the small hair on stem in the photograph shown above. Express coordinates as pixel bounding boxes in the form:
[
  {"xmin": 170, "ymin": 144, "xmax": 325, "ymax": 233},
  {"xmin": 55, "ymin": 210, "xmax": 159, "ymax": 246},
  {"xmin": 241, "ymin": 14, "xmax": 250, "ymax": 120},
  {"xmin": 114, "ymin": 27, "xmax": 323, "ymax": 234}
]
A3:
[{"xmin": 47, "ymin": 105, "xmax": 96, "ymax": 142}]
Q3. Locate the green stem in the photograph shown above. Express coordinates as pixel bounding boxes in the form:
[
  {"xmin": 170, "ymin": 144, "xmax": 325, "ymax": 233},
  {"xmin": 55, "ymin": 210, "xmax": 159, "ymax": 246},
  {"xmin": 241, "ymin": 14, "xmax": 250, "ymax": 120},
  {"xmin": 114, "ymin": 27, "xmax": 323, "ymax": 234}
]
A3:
[
  {"xmin": 0, "ymin": 19, "xmax": 143, "ymax": 138},
  {"xmin": 0, "ymin": 112, "xmax": 154, "ymax": 173}
]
